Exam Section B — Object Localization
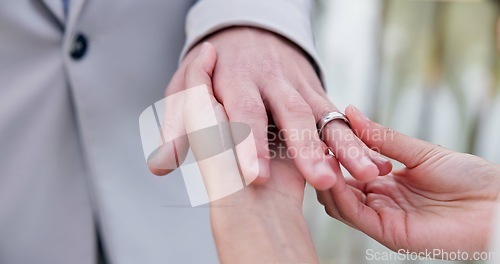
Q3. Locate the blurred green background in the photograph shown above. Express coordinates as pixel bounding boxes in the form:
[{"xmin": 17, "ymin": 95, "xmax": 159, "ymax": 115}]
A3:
[{"xmin": 303, "ymin": 0, "xmax": 500, "ymax": 263}]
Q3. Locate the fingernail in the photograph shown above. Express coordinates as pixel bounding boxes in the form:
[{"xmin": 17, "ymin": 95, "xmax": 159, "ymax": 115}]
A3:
[
  {"xmin": 314, "ymin": 162, "xmax": 336, "ymax": 189},
  {"xmin": 198, "ymin": 42, "xmax": 210, "ymax": 55},
  {"xmin": 349, "ymin": 105, "xmax": 370, "ymax": 122},
  {"xmin": 360, "ymin": 156, "xmax": 375, "ymax": 167},
  {"xmin": 358, "ymin": 156, "xmax": 381, "ymax": 181},
  {"xmin": 314, "ymin": 162, "xmax": 335, "ymax": 179},
  {"xmin": 372, "ymin": 154, "xmax": 389, "ymax": 164},
  {"xmin": 367, "ymin": 149, "xmax": 389, "ymax": 164}
]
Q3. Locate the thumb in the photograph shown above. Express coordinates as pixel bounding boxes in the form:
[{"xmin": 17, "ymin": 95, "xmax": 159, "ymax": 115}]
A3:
[
  {"xmin": 146, "ymin": 42, "xmax": 217, "ymax": 175},
  {"xmin": 345, "ymin": 105, "xmax": 440, "ymax": 169},
  {"xmin": 184, "ymin": 42, "xmax": 217, "ymax": 91},
  {"xmin": 182, "ymin": 41, "xmax": 225, "ymax": 132},
  {"xmin": 182, "ymin": 43, "xmax": 254, "ymax": 201}
]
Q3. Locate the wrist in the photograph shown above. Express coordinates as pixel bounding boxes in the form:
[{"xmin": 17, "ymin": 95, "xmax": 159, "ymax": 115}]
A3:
[
  {"xmin": 210, "ymin": 184, "xmax": 305, "ymax": 225},
  {"xmin": 199, "ymin": 26, "xmax": 319, "ymax": 79},
  {"xmin": 210, "ymin": 206, "xmax": 315, "ymax": 263},
  {"xmin": 209, "ymin": 185, "xmax": 316, "ymax": 263}
]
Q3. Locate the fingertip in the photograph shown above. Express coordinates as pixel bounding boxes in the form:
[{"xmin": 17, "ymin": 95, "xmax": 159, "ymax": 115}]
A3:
[
  {"xmin": 147, "ymin": 156, "xmax": 165, "ymax": 176},
  {"xmin": 344, "ymin": 105, "xmax": 359, "ymax": 123},
  {"xmin": 367, "ymin": 151, "xmax": 393, "ymax": 176},
  {"xmin": 197, "ymin": 42, "xmax": 216, "ymax": 62},
  {"xmin": 345, "ymin": 104, "xmax": 356, "ymax": 117},
  {"xmin": 346, "ymin": 105, "xmax": 369, "ymax": 121},
  {"xmin": 310, "ymin": 162, "xmax": 337, "ymax": 190},
  {"xmin": 146, "ymin": 143, "xmax": 181, "ymax": 175},
  {"xmin": 245, "ymin": 158, "xmax": 270, "ymax": 185},
  {"xmin": 345, "ymin": 105, "xmax": 371, "ymax": 136},
  {"xmin": 148, "ymin": 167, "xmax": 173, "ymax": 176},
  {"xmin": 197, "ymin": 42, "xmax": 210, "ymax": 55},
  {"xmin": 147, "ymin": 152, "xmax": 174, "ymax": 176},
  {"xmin": 185, "ymin": 42, "xmax": 217, "ymax": 88},
  {"xmin": 250, "ymin": 174, "xmax": 269, "ymax": 185},
  {"xmin": 347, "ymin": 105, "xmax": 434, "ymax": 168},
  {"xmin": 376, "ymin": 160, "xmax": 393, "ymax": 176},
  {"xmin": 311, "ymin": 174, "xmax": 336, "ymax": 191}
]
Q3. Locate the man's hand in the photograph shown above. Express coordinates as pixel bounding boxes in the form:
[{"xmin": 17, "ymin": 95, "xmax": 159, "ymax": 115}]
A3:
[
  {"xmin": 148, "ymin": 27, "xmax": 391, "ymax": 190},
  {"xmin": 318, "ymin": 105, "xmax": 500, "ymax": 256}
]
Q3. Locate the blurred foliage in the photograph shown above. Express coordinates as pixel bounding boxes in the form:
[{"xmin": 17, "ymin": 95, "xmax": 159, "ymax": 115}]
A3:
[
  {"xmin": 311, "ymin": 1, "xmax": 500, "ymax": 263},
  {"xmin": 380, "ymin": 0, "xmax": 499, "ymax": 153}
]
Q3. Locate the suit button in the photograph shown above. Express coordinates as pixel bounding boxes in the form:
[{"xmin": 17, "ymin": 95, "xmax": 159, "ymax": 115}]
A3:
[{"xmin": 70, "ymin": 33, "xmax": 88, "ymax": 60}]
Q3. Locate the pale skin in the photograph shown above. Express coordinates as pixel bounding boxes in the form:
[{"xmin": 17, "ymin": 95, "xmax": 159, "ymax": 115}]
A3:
[
  {"xmin": 157, "ymin": 33, "xmax": 500, "ymax": 261},
  {"xmin": 147, "ymin": 26, "xmax": 392, "ymax": 190},
  {"xmin": 209, "ymin": 144, "xmax": 318, "ymax": 263},
  {"xmin": 180, "ymin": 41, "xmax": 500, "ymax": 261},
  {"xmin": 318, "ymin": 105, "xmax": 500, "ymax": 257},
  {"xmin": 182, "ymin": 41, "xmax": 318, "ymax": 263}
]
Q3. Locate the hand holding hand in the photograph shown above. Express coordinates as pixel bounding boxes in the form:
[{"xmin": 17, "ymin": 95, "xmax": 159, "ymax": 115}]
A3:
[
  {"xmin": 318, "ymin": 105, "xmax": 500, "ymax": 256},
  {"xmin": 179, "ymin": 41, "xmax": 318, "ymax": 263},
  {"xmin": 148, "ymin": 27, "xmax": 391, "ymax": 190}
]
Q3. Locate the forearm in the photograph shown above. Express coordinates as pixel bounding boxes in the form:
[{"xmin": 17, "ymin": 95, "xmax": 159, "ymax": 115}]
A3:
[{"xmin": 210, "ymin": 189, "xmax": 317, "ymax": 264}]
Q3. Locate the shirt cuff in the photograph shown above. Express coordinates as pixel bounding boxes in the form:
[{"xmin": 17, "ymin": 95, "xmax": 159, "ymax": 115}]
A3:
[{"xmin": 181, "ymin": 0, "xmax": 325, "ymax": 83}]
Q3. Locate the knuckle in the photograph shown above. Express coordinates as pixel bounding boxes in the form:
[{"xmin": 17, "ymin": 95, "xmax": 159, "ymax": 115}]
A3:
[
  {"xmin": 183, "ymin": 63, "xmax": 198, "ymax": 81},
  {"xmin": 282, "ymin": 94, "xmax": 312, "ymax": 116},
  {"xmin": 410, "ymin": 144, "xmax": 441, "ymax": 169},
  {"xmin": 231, "ymin": 97, "xmax": 267, "ymax": 122},
  {"xmin": 336, "ymin": 207, "xmax": 349, "ymax": 221},
  {"xmin": 335, "ymin": 142, "xmax": 358, "ymax": 158},
  {"xmin": 327, "ymin": 134, "xmax": 358, "ymax": 153},
  {"xmin": 342, "ymin": 138, "xmax": 360, "ymax": 150},
  {"xmin": 315, "ymin": 101, "xmax": 336, "ymax": 117},
  {"xmin": 291, "ymin": 138, "xmax": 314, "ymax": 152},
  {"xmin": 375, "ymin": 127, "xmax": 397, "ymax": 150},
  {"xmin": 264, "ymin": 59, "xmax": 287, "ymax": 79},
  {"xmin": 220, "ymin": 60, "xmax": 254, "ymax": 79}
]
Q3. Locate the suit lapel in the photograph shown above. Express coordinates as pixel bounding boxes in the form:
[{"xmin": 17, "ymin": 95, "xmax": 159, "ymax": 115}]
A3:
[
  {"xmin": 38, "ymin": 0, "xmax": 65, "ymax": 26},
  {"xmin": 65, "ymin": 0, "xmax": 87, "ymax": 34},
  {"xmin": 37, "ymin": 0, "xmax": 88, "ymax": 34}
]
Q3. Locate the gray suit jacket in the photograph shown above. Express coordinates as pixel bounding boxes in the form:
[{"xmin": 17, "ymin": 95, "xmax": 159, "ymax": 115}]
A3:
[{"xmin": 0, "ymin": 0, "xmax": 321, "ymax": 263}]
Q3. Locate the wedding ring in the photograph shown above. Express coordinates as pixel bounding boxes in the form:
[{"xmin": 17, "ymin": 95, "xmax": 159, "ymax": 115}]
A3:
[{"xmin": 316, "ymin": 111, "xmax": 350, "ymax": 139}]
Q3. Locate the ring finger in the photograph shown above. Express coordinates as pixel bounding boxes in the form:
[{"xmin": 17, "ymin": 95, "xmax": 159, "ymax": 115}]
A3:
[{"xmin": 299, "ymin": 87, "xmax": 392, "ymax": 182}]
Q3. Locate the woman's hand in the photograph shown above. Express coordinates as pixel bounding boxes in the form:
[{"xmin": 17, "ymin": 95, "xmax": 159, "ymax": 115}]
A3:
[{"xmin": 318, "ymin": 105, "xmax": 500, "ymax": 256}]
